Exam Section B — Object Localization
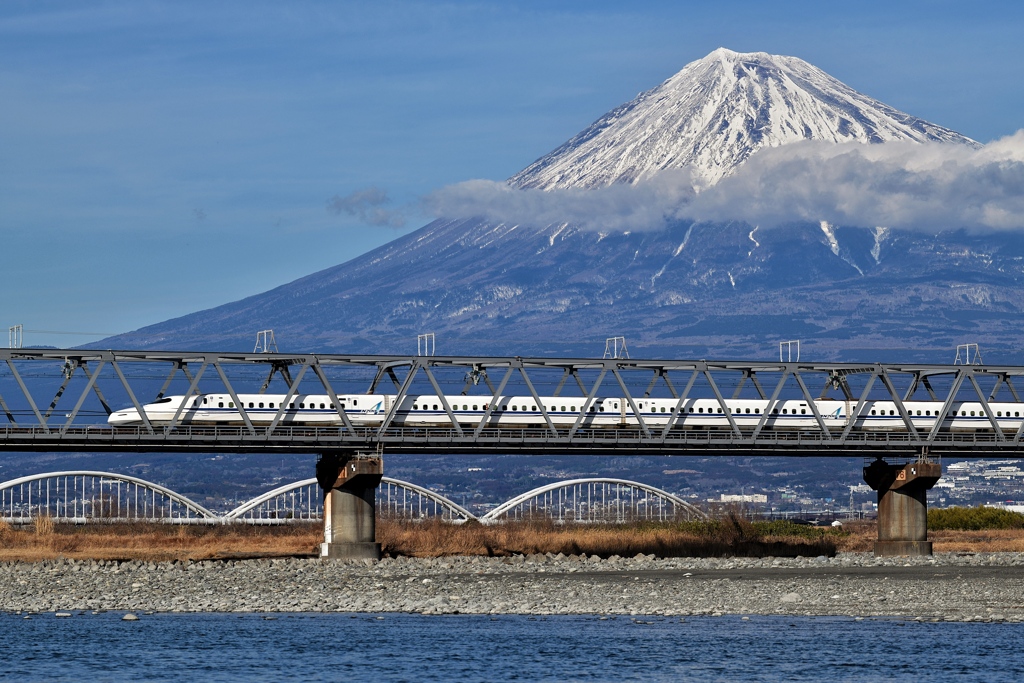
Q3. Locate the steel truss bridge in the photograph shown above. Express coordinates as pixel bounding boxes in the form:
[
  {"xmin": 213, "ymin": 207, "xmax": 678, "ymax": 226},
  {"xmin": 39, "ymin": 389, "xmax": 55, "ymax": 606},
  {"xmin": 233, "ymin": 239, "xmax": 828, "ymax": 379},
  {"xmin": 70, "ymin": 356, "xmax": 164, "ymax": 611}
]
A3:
[
  {"xmin": 2, "ymin": 349, "xmax": 1024, "ymax": 457},
  {"xmin": 0, "ymin": 471, "xmax": 706, "ymax": 525}
]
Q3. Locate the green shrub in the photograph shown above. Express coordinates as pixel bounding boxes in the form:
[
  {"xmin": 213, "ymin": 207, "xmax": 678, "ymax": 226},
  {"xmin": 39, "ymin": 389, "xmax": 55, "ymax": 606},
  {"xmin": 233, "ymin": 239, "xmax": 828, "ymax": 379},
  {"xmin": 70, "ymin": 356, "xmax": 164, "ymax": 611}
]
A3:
[{"xmin": 928, "ymin": 506, "xmax": 1024, "ymax": 531}]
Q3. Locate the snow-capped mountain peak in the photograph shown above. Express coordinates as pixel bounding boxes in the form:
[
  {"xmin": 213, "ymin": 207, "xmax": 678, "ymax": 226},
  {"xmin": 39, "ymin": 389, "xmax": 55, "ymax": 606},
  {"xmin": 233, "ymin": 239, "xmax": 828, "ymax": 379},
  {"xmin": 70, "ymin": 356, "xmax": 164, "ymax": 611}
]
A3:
[{"xmin": 509, "ymin": 48, "xmax": 976, "ymax": 190}]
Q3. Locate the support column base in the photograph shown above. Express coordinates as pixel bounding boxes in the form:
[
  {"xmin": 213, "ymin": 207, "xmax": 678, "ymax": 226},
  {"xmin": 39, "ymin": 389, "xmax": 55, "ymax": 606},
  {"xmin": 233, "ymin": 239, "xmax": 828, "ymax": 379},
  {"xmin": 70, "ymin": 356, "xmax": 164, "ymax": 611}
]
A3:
[
  {"xmin": 320, "ymin": 542, "xmax": 382, "ymax": 560},
  {"xmin": 874, "ymin": 540, "xmax": 933, "ymax": 557}
]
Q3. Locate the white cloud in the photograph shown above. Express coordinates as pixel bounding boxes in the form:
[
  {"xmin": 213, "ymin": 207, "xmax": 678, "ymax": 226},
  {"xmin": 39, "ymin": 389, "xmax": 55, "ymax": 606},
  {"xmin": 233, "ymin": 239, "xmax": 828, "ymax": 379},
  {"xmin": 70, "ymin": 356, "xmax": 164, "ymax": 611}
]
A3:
[
  {"xmin": 691, "ymin": 131, "xmax": 1024, "ymax": 231},
  {"xmin": 327, "ymin": 187, "xmax": 406, "ymax": 228},
  {"xmin": 425, "ymin": 131, "xmax": 1024, "ymax": 232},
  {"xmin": 423, "ymin": 169, "xmax": 695, "ymax": 231}
]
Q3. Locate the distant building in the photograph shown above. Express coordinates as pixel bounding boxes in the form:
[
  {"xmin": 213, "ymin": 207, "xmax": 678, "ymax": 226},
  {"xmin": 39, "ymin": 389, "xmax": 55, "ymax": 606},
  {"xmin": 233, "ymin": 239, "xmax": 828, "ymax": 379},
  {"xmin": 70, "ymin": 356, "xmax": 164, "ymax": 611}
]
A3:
[{"xmin": 719, "ymin": 493, "xmax": 768, "ymax": 503}]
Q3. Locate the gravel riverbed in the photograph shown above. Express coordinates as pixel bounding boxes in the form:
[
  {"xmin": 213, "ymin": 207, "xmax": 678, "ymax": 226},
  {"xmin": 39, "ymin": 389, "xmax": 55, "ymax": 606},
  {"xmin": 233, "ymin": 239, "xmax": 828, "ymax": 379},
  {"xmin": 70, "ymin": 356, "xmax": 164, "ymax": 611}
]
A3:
[{"xmin": 3, "ymin": 553, "xmax": 1024, "ymax": 622}]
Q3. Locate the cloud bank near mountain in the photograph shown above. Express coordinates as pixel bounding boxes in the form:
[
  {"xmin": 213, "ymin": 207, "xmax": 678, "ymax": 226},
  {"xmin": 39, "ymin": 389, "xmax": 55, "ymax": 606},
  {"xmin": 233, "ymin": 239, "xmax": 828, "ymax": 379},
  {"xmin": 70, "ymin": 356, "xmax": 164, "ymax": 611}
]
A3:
[{"xmin": 426, "ymin": 131, "xmax": 1024, "ymax": 232}]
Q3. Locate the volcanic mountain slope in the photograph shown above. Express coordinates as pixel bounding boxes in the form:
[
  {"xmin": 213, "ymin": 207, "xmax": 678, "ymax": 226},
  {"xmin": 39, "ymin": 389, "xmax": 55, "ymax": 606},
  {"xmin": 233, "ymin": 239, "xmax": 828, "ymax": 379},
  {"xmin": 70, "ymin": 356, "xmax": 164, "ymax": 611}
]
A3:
[
  {"xmin": 99, "ymin": 49, "xmax": 1024, "ymax": 362},
  {"xmin": 103, "ymin": 215, "xmax": 1024, "ymax": 361}
]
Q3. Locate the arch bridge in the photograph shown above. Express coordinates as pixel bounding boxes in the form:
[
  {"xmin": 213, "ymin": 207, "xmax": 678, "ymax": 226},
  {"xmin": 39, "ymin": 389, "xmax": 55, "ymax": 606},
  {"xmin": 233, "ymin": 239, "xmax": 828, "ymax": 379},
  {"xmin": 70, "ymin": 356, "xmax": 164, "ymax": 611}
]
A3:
[{"xmin": 0, "ymin": 471, "xmax": 700, "ymax": 526}]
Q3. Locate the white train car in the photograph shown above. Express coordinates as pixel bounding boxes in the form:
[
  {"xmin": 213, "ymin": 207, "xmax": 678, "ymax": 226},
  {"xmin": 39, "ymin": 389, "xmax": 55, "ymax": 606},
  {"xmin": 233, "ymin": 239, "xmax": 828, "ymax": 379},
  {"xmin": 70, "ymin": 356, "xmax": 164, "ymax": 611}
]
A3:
[{"xmin": 108, "ymin": 393, "xmax": 1024, "ymax": 433}]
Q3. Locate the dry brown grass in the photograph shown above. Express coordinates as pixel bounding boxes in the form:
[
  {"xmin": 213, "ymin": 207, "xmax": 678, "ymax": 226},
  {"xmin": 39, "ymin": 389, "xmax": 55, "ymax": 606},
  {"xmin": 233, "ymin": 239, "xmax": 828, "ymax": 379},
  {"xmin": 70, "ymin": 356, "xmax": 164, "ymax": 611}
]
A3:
[
  {"xmin": 0, "ymin": 521, "xmax": 321, "ymax": 562},
  {"xmin": 378, "ymin": 517, "xmax": 838, "ymax": 559},
  {"xmin": 3, "ymin": 517, "xmax": 1024, "ymax": 562},
  {"xmin": 831, "ymin": 521, "xmax": 1024, "ymax": 554}
]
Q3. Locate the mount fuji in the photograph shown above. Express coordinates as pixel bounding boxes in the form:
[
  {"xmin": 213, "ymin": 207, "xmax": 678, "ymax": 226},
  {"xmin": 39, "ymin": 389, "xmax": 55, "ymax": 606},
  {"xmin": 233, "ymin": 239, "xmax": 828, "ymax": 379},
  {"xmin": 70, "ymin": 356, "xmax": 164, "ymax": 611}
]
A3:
[
  {"xmin": 511, "ymin": 47, "xmax": 974, "ymax": 190},
  {"xmin": 99, "ymin": 49, "xmax": 1024, "ymax": 362}
]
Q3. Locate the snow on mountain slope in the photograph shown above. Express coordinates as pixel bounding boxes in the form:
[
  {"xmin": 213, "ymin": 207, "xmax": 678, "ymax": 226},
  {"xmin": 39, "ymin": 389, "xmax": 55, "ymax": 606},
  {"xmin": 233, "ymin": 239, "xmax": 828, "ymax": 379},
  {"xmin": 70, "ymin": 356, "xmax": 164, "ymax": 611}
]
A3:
[{"xmin": 509, "ymin": 48, "xmax": 977, "ymax": 190}]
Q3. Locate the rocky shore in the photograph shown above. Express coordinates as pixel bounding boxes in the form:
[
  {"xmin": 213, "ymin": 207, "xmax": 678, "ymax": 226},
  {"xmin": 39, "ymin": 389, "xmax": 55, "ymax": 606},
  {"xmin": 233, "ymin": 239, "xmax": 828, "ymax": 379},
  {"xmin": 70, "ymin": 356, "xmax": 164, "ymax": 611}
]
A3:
[{"xmin": 3, "ymin": 552, "xmax": 1024, "ymax": 622}]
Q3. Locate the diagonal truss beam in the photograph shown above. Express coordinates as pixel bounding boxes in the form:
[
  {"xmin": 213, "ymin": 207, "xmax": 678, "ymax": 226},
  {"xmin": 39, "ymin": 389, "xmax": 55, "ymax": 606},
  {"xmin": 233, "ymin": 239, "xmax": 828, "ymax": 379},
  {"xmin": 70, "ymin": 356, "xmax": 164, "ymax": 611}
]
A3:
[
  {"xmin": 704, "ymin": 367, "xmax": 741, "ymax": 437},
  {"xmin": 111, "ymin": 359, "xmax": 155, "ymax": 435},
  {"xmin": 60, "ymin": 361, "xmax": 107, "ymax": 435},
  {"xmin": 378, "ymin": 362, "xmax": 420, "ymax": 435},
  {"xmin": 6, "ymin": 360, "xmax": 48, "ymax": 432},
  {"xmin": 793, "ymin": 369, "xmax": 832, "ymax": 439},
  {"xmin": 752, "ymin": 369, "xmax": 790, "ymax": 440},
  {"xmin": 310, "ymin": 362, "xmax": 357, "ymax": 434},
  {"xmin": 214, "ymin": 362, "xmax": 255, "ymax": 436},
  {"xmin": 422, "ymin": 364, "xmax": 464, "ymax": 437},
  {"xmin": 164, "ymin": 361, "xmax": 209, "ymax": 434},
  {"xmin": 266, "ymin": 362, "xmax": 309, "ymax": 435},
  {"xmin": 612, "ymin": 366, "xmax": 649, "ymax": 438},
  {"xmin": 569, "ymin": 368, "xmax": 607, "ymax": 438},
  {"xmin": 878, "ymin": 368, "xmax": 917, "ymax": 439},
  {"xmin": 474, "ymin": 366, "xmax": 514, "ymax": 438},
  {"xmin": 840, "ymin": 370, "xmax": 879, "ymax": 441},
  {"xmin": 659, "ymin": 369, "xmax": 698, "ymax": 442},
  {"xmin": 518, "ymin": 363, "xmax": 557, "ymax": 437}
]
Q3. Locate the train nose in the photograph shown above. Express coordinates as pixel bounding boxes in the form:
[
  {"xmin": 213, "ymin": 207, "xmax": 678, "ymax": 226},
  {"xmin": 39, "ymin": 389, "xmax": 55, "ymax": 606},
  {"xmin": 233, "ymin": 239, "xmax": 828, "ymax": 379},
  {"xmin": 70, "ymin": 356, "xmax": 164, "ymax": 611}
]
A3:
[{"xmin": 108, "ymin": 409, "xmax": 140, "ymax": 426}]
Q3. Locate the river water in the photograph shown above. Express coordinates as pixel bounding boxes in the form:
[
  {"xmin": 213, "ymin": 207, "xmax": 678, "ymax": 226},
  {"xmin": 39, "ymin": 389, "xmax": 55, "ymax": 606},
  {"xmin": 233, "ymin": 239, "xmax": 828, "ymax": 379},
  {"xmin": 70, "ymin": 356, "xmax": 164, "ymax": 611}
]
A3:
[{"xmin": 1, "ymin": 612, "xmax": 1020, "ymax": 681}]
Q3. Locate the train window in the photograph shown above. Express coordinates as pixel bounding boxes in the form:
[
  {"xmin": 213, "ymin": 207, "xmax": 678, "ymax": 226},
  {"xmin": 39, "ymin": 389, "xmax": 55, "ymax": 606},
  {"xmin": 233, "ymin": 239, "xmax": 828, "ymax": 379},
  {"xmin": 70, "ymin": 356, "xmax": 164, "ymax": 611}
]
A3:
[
  {"xmin": 218, "ymin": 402, "xmax": 224, "ymax": 408},
  {"xmin": 353, "ymin": 400, "xmax": 358, "ymax": 406},
  {"xmin": 1016, "ymin": 412, "xmax": 1020, "ymax": 417},
  {"xmin": 661, "ymin": 407, "xmax": 667, "ymax": 413},
  {"xmin": 772, "ymin": 409, "xmax": 778, "ymax": 415},
  {"xmin": 269, "ymin": 403, "xmax": 275, "ymax": 409},
  {"xmin": 970, "ymin": 411, "xmax": 976, "ymax": 416},
  {"xmin": 698, "ymin": 408, "xmax": 703, "ymax": 413},
  {"xmin": 533, "ymin": 406, "xmax": 537, "ymax": 411},
  {"xmin": 320, "ymin": 403, "xmax": 325, "ymax": 409},
  {"xmin": 258, "ymin": 403, "xmax": 264, "ymax": 408},
  {"xmin": 745, "ymin": 408, "xmax": 750, "ymax": 414},
  {"xmin": 755, "ymin": 408, "xmax": 760, "ymax": 414},
  {"xmin": 998, "ymin": 411, "xmax": 1003, "ymax": 417},
  {"xmin": 801, "ymin": 409, "xmax": 806, "ymax": 415},
  {"xmin": 248, "ymin": 402, "xmax": 253, "ymax": 408},
  {"xmin": 571, "ymin": 406, "xmax": 576, "ymax": 412},
  {"xmin": 925, "ymin": 410, "xmax": 930, "ymax": 415},
  {"xmin": 782, "ymin": 409, "xmax": 788, "ymax": 415},
  {"xmin": 474, "ymin": 405, "xmax": 479, "ymax": 411},
  {"xmin": 299, "ymin": 403, "xmax": 304, "ymax": 409},
  {"xmin": 413, "ymin": 405, "xmax": 418, "ymax": 410},
  {"xmin": 228, "ymin": 402, "xmax": 234, "ymax": 408},
  {"xmin": 916, "ymin": 410, "xmax": 921, "ymax": 416},
  {"xmin": 512, "ymin": 406, "xmax": 518, "ymax": 411},
  {"xmin": 433, "ymin": 404, "xmax": 438, "ymax": 410},
  {"xmin": 599, "ymin": 407, "xmax": 605, "ymax": 412}
]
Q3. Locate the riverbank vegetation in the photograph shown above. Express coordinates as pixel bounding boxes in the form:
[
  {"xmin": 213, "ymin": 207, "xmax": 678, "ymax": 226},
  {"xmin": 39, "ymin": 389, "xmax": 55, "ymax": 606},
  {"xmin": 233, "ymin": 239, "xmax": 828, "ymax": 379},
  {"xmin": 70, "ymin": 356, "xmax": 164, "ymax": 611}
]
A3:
[{"xmin": 2, "ymin": 507, "xmax": 1024, "ymax": 561}]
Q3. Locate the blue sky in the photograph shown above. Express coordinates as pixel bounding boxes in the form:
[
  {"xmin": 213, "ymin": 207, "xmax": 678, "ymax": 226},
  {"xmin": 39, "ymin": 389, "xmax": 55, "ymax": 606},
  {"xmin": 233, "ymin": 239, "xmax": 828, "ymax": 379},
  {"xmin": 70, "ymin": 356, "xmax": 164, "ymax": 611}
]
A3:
[{"xmin": 3, "ymin": 0, "xmax": 1023, "ymax": 347}]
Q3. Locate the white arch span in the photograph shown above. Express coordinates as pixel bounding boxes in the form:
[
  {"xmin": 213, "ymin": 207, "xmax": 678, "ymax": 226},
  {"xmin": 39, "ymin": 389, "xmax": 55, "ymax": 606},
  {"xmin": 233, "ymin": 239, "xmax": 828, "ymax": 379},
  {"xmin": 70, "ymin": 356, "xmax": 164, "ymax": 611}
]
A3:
[
  {"xmin": 479, "ymin": 477, "xmax": 707, "ymax": 524},
  {"xmin": 0, "ymin": 470, "xmax": 219, "ymax": 520},
  {"xmin": 225, "ymin": 476, "xmax": 476, "ymax": 523}
]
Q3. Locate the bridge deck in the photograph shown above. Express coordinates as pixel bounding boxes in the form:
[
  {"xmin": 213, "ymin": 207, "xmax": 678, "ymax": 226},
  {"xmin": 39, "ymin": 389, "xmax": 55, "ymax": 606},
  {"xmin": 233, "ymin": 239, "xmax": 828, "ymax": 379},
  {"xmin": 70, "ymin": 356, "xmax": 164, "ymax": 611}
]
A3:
[{"xmin": 0, "ymin": 424, "xmax": 1016, "ymax": 456}]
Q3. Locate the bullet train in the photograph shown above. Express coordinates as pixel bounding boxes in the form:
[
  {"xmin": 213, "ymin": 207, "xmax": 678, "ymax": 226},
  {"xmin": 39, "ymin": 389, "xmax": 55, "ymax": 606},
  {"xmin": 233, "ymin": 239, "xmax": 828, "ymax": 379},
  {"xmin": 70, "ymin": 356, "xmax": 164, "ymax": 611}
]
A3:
[{"xmin": 107, "ymin": 393, "xmax": 1024, "ymax": 432}]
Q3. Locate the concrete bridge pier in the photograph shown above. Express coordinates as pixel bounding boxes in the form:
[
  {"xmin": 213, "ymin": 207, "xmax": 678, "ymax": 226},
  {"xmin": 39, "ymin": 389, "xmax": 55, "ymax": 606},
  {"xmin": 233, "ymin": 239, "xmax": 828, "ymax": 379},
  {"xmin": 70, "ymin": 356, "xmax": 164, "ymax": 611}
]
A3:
[
  {"xmin": 316, "ymin": 454, "xmax": 383, "ymax": 560},
  {"xmin": 863, "ymin": 457, "xmax": 942, "ymax": 557}
]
